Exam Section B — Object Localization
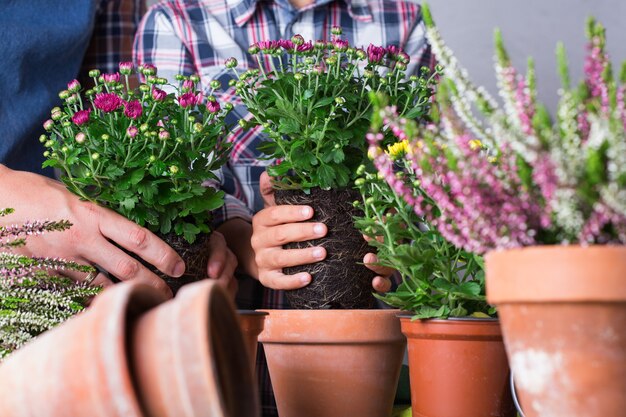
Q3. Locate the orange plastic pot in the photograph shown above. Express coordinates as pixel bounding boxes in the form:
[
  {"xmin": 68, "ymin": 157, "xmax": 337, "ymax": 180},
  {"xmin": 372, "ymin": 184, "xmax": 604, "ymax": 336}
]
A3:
[
  {"xmin": 237, "ymin": 310, "xmax": 268, "ymax": 367},
  {"xmin": 131, "ymin": 280, "xmax": 260, "ymax": 417},
  {"xmin": 400, "ymin": 317, "xmax": 515, "ymax": 417},
  {"xmin": 486, "ymin": 245, "xmax": 626, "ymax": 417},
  {"xmin": 259, "ymin": 309, "xmax": 405, "ymax": 417},
  {"xmin": 0, "ymin": 281, "xmax": 166, "ymax": 417}
]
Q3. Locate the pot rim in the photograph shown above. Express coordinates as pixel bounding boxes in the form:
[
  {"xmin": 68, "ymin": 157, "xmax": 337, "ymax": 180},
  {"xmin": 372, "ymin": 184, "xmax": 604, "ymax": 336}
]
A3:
[
  {"xmin": 237, "ymin": 310, "xmax": 269, "ymax": 316},
  {"xmin": 485, "ymin": 244, "xmax": 626, "ymax": 303},
  {"xmin": 397, "ymin": 314, "xmax": 498, "ymax": 322}
]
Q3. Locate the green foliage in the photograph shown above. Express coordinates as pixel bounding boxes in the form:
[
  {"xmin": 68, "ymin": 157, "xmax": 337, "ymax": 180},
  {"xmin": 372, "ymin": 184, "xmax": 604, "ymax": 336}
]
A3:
[
  {"xmin": 42, "ymin": 67, "xmax": 232, "ymax": 243},
  {"xmin": 353, "ymin": 167, "xmax": 494, "ymax": 319},
  {"xmin": 230, "ymin": 33, "xmax": 436, "ymax": 191}
]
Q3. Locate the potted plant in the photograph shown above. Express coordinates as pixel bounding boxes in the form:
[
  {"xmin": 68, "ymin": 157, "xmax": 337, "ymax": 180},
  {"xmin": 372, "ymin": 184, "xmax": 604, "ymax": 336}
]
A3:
[
  {"xmin": 0, "ymin": 207, "xmax": 100, "ymax": 359},
  {"xmin": 228, "ymin": 28, "xmax": 434, "ymax": 308},
  {"xmin": 355, "ymin": 95, "xmax": 515, "ymax": 417},
  {"xmin": 376, "ymin": 5, "xmax": 626, "ymax": 416},
  {"xmin": 41, "ymin": 63, "xmax": 232, "ymax": 293}
]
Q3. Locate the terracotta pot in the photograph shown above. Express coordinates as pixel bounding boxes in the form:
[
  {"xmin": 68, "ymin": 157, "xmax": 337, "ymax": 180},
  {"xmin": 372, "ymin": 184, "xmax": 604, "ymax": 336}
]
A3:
[
  {"xmin": 131, "ymin": 280, "xmax": 260, "ymax": 417},
  {"xmin": 259, "ymin": 309, "xmax": 405, "ymax": 417},
  {"xmin": 0, "ymin": 280, "xmax": 166, "ymax": 417},
  {"xmin": 400, "ymin": 317, "xmax": 515, "ymax": 417},
  {"xmin": 237, "ymin": 310, "xmax": 268, "ymax": 367},
  {"xmin": 486, "ymin": 245, "xmax": 626, "ymax": 417}
]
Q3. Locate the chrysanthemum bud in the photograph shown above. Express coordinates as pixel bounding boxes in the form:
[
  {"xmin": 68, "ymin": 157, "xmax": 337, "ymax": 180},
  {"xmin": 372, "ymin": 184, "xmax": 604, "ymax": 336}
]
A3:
[
  {"xmin": 169, "ymin": 165, "xmax": 179, "ymax": 174},
  {"xmin": 142, "ymin": 64, "xmax": 157, "ymax": 76},
  {"xmin": 228, "ymin": 79, "xmax": 237, "ymax": 87},
  {"xmin": 176, "ymin": 137, "xmax": 184, "ymax": 144},
  {"xmin": 61, "ymin": 146, "xmax": 69, "ymax": 153},
  {"xmin": 334, "ymin": 97, "xmax": 346, "ymax": 105},
  {"xmin": 365, "ymin": 197, "xmax": 375, "ymax": 205},
  {"xmin": 225, "ymin": 57, "xmax": 238, "ymax": 69},
  {"xmin": 248, "ymin": 43, "xmax": 260, "ymax": 54},
  {"xmin": 294, "ymin": 73, "xmax": 304, "ymax": 81},
  {"xmin": 236, "ymin": 81, "xmax": 245, "ymax": 89},
  {"xmin": 238, "ymin": 119, "xmax": 248, "ymax": 128},
  {"xmin": 210, "ymin": 80, "xmax": 221, "ymax": 90},
  {"xmin": 43, "ymin": 151, "xmax": 50, "ymax": 158},
  {"xmin": 43, "ymin": 119, "xmax": 54, "ymax": 131},
  {"xmin": 67, "ymin": 79, "xmax": 81, "ymax": 92},
  {"xmin": 291, "ymin": 34, "xmax": 305, "ymax": 46},
  {"xmin": 62, "ymin": 121, "xmax": 71, "ymax": 128},
  {"xmin": 194, "ymin": 122, "xmax": 203, "ymax": 133},
  {"xmin": 331, "ymin": 26, "xmax": 343, "ymax": 36},
  {"xmin": 39, "ymin": 134, "xmax": 47, "ymax": 143},
  {"xmin": 149, "ymin": 155, "xmax": 157, "ymax": 163},
  {"xmin": 224, "ymin": 103, "xmax": 234, "ymax": 111},
  {"xmin": 91, "ymin": 153, "xmax": 100, "ymax": 160},
  {"xmin": 356, "ymin": 165, "xmax": 366, "ymax": 175},
  {"xmin": 139, "ymin": 123, "xmax": 149, "ymax": 133},
  {"xmin": 127, "ymin": 126, "xmax": 139, "ymax": 138},
  {"xmin": 119, "ymin": 61, "xmax": 133, "ymax": 75},
  {"xmin": 159, "ymin": 130, "xmax": 170, "ymax": 140},
  {"xmin": 190, "ymin": 74, "xmax": 200, "ymax": 83},
  {"xmin": 66, "ymin": 94, "xmax": 78, "ymax": 105},
  {"xmin": 354, "ymin": 178, "xmax": 365, "ymax": 186},
  {"xmin": 58, "ymin": 90, "xmax": 70, "ymax": 100},
  {"xmin": 88, "ymin": 69, "xmax": 101, "ymax": 78},
  {"xmin": 75, "ymin": 132, "xmax": 86, "ymax": 143},
  {"xmin": 101, "ymin": 134, "xmax": 110, "ymax": 141}
]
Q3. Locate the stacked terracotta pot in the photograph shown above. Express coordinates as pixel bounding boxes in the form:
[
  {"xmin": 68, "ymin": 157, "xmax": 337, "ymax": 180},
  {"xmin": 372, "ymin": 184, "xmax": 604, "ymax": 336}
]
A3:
[{"xmin": 0, "ymin": 280, "xmax": 260, "ymax": 417}]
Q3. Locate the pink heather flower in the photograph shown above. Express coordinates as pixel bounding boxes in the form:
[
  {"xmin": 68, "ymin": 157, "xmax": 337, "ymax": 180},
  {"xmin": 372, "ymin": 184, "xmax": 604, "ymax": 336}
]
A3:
[
  {"xmin": 103, "ymin": 72, "xmax": 121, "ymax": 84},
  {"xmin": 367, "ymin": 44, "xmax": 386, "ymax": 64},
  {"xmin": 72, "ymin": 109, "xmax": 91, "ymax": 125},
  {"xmin": 207, "ymin": 101, "xmax": 221, "ymax": 113},
  {"xmin": 297, "ymin": 41, "xmax": 314, "ymax": 53},
  {"xmin": 123, "ymin": 100, "xmax": 143, "ymax": 120},
  {"xmin": 75, "ymin": 132, "xmax": 86, "ymax": 143},
  {"xmin": 67, "ymin": 79, "xmax": 81, "ymax": 92},
  {"xmin": 178, "ymin": 92, "xmax": 200, "ymax": 108},
  {"xmin": 119, "ymin": 61, "xmax": 133, "ymax": 75},
  {"xmin": 152, "ymin": 88, "xmax": 166, "ymax": 101},
  {"xmin": 279, "ymin": 39, "xmax": 295, "ymax": 51},
  {"xmin": 93, "ymin": 92, "xmax": 122, "ymax": 113},
  {"xmin": 333, "ymin": 39, "xmax": 349, "ymax": 52},
  {"xmin": 126, "ymin": 126, "xmax": 139, "ymax": 138}
]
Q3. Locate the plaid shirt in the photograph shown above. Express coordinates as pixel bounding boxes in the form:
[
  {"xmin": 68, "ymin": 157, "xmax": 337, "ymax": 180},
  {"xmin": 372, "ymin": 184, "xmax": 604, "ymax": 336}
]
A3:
[
  {"xmin": 80, "ymin": 0, "xmax": 147, "ymax": 83},
  {"xmin": 135, "ymin": 1, "xmax": 430, "ymax": 415}
]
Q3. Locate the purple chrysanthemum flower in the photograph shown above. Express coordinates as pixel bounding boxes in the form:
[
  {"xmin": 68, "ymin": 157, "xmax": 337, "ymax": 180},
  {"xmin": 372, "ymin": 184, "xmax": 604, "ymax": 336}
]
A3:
[
  {"xmin": 207, "ymin": 101, "xmax": 221, "ymax": 113},
  {"xmin": 93, "ymin": 93, "xmax": 122, "ymax": 113},
  {"xmin": 152, "ymin": 88, "xmax": 166, "ymax": 102},
  {"xmin": 367, "ymin": 44, "xmax": 386, "ymax": 64},
  {"xmin": 124, "ymin": 100, "xmax": 143, "ymax": 120},
  {"xmin": 72, "ymin": 109, "xmax": 91, "ymax": 125}
]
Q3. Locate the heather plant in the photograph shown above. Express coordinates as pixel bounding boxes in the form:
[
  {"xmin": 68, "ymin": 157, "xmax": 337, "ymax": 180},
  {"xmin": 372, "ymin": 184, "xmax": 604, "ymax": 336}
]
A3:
[
  {"xmin": 228, "ymin": 27, "xmax": 435, "ymax": 191},
  {"xmin": 368, "ymin": 9, "xmax": 626, "ymax": 256},
  {"xmin": 42, "ymin": 63, "xmax": 232, "ymax": 243},
  {"xmin": 354, "ymin": 97, "xmax": 493, "ymax": 319},
  {"xmin": 0, "ymin": 208, "xmax": 100, "ymax": 359}
]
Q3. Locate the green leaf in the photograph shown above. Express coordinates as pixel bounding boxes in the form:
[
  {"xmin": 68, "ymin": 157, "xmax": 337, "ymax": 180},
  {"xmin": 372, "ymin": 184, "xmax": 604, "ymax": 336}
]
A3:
[{"xmin": 317, "ymin": 164, "xmax": 335, "ymax": 189}]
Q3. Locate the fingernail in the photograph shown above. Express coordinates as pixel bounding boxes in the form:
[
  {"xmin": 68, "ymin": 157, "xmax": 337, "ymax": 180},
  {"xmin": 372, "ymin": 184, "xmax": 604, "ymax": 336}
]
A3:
[
  {"xmin": 301, "ymin": 206, "xmax": 312, "ymax": 217},
  {"xmin": 312, "ymin": 247, "xmax": 325, "ymax": 259},
  {"xmin": 173, "ymin": 261, "xmax": 186, "ymax": 277},
  {"xmin": 313, "ymin": 224, "xmax": 325, "ymax": 236},
  {"xmin": 300, "ymin": 273, "xmax": 311, "ymax": 284}
]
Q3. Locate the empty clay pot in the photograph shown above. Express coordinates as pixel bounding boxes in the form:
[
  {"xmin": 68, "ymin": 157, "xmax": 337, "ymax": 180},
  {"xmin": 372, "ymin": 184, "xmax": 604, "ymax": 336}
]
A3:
[
  {"xmin": 400, "ymin": 317, "xmax": 515, "ymax": 417},
  {"xmin": 238, "ymin": 310, "xmax": 268, "ymax": 368},
  {"xmin": 486, "ymin": 245, "xmax": 626, "ymax": 417},
  {"xmin": 0, "ymin": 280, "xmax": 166, "ymax": 417},
  {"xmin": 131, "ymin": 279, "xmax": 260, "ymax": 417},
  {"xmin": 259, "ymin": 309, "xmax": 406, "ymax": 417}
]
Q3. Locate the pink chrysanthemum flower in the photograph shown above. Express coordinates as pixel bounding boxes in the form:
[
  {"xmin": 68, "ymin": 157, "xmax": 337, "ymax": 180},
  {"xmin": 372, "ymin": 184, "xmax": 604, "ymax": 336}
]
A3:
[
  {"xmin": 103, "ymin": 73, "xmax": 121, "ymax": 84},
  {"xmin": 207, "ymin": 101, "xmax": 221, "ymax": 113},
  {"xmin": 178, "ymin": 92, "xmax": 200, "ymax": 108},
  {"xmin": 152, "ymin": 88, "xmax": 166, "ymax": 102},
  {"xmin": 67, "ymin": 79, "xmax": 81, "ymax": 92},
  {"xmin": 72, "ymin": 109, "xmax": 91, "ymax": 126},
  {"xmin": 93, "ymin": 93, "xmax": 122, "ymax": 113},
  {"xmin": 119, "ymin": 61, "xmax": 133, "ymax": 75},
  {"xmin": 126, "ymin": 126, "xmax": 139, "ymax": 138},
  {"xmin": 367, "ymin": 44, "xmax": 386, "ymax": 64}
]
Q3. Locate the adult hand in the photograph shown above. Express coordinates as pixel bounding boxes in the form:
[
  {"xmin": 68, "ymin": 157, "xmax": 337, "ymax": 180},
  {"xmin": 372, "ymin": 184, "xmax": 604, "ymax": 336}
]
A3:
[
  {"xmin": 253, "ymin": 172, "xmax": 394, "ymax": 292},
  {"xmin": 206, "ymin": 230, "xmax": 238, "ymax": 298},
  {"xmin": 0, "ymin": 166, "xmax": 185, "ymax": 297}
]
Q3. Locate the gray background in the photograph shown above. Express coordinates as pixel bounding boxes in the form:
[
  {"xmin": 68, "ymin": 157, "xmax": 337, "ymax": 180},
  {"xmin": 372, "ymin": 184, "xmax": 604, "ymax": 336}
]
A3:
[{"xmin": 144, "ymin": 0, "xmax": 626, "ymax": 110}]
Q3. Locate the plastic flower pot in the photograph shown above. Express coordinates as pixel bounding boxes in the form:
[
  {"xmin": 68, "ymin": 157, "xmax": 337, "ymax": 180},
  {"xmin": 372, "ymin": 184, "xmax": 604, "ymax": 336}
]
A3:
[
  {"xmin": 486, "ymin": 245, "xmax": 626, "ymax": 417},
  {"xmin": 237, "ymin": 310, "xmax": 268, "ymax": 369},
  {"xmin": 259, "ymin": 309, "xmax": 405, "ymax": 417},
  {"xmin": 131, "ymin": 279, "xmax": 260, "ymax": 417},
  {"xmin": 400, "ymin": 317, "xmax": 515, "ymax": 417},
  {"xmin": 0, "ymin": 281, "xmax": 166, "ymax": 417}
]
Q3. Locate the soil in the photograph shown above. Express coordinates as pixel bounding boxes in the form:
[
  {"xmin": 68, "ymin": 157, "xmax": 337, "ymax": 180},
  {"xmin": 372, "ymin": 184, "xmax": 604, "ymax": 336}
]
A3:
[
  {"xmin": 119, "ymin": 231, "xmax": 211, "ymax": 295},
  {"xmin": 274, "ymin": 188, "xmax": 376, "ymax": 309}
]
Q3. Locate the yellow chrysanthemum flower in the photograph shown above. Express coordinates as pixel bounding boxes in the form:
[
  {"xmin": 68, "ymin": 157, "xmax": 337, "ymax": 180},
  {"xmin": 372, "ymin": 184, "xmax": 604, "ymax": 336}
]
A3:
[
  {"xmin": 386, "ymin": 140, "xmax": 410, "ymax": 160},
  {"xmin": 468, "ymin": 139, "xmax": 483, "ymax": 150}
]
